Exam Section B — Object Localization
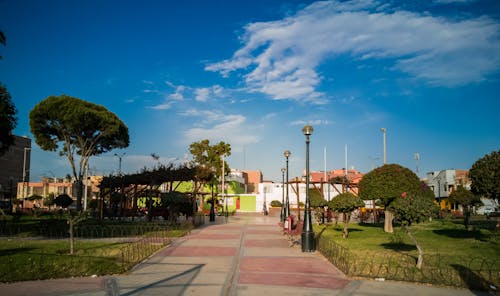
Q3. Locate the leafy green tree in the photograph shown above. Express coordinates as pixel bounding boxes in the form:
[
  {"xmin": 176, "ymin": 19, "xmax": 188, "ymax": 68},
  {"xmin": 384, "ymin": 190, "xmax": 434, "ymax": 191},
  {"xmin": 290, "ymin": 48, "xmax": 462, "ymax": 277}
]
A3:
[
  {"xmin": 65, "ymin": 211, "xmax": 88, "ymax": 255},
  {"xmin": 359, "ymin": 164, "xmax": 424, "ymax": 233},
  {"xmin": 189, "ymin": 140, "xmax": 230, "ymax": 219},
  {"xmin": 310, "ymin": 191, "xmax": 327, "ymax": 224},
  {"xmin": 161, "ymin": 191, "xmax": 192, "ymax": 221},
  {"xmin": 329, "ymin": 192, "xmax": 365, "ymax": 238},
  {"xmin": 388, "ymin": 187, "xmax": 437, "ymax": 269},
  {"xmin": 189, "ymin": 140, "xmax": 231, "ymax": 179},
  {"xmin": 44, "ymin": 193, "xmax": 55, "ymax": 210},
  {"xmin": 0, "ymin": 84, "xmax": 17, "ymax": 156},
  {"xmin": 448, "ymin": 186, "xmax": 482, "ymax": 230},
  {"xmin": 54, "ymin": 194, "xmax": 73, "ymax": 209},
  {"xmin": 470, "ymin": 150, "xmax": 500, "ymax": 207},
  {"xmin": 29, "ymin": 95, "xmax": 129, "ymax": 211}
]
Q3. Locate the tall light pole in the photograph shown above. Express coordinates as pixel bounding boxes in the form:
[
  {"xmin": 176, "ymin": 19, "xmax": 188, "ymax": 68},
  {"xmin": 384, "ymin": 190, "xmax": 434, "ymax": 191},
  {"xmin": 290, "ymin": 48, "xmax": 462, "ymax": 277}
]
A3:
[
  {"xmin": 284, "ymin": 150, "xmax": 291, "ymax": 218},
  {"xmin": 414, "ymin": 153, "xmax": 420, "ymax": 176},
  {"xmin": 281, "ymin": 167, "xmax": 286, "ymax": 222},
  {"xmin": 301, "ymin": 124, "xmax": 315, "ymax": 252},
  {"xmin": 22, "ymin": 147, "xmax": 31, "ymax": 208},
  {"xmin": 114, "ymin": 153, "xmax": 125, "ymax": 175},
  {"xmin": 380, "ymin": 128, "xmax": 387, "ymax": 164},
  {"xmin": 222, "ymin": 153, "xmax": 228, "ymax": 222}
]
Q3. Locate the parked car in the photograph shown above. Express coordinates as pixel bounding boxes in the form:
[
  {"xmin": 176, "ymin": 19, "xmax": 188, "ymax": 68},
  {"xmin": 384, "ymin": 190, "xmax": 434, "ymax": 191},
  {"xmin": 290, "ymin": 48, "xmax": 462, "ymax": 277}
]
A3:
[{"xmin": 487, "ymin": 211, "xmax": 500, "ymax": 221}]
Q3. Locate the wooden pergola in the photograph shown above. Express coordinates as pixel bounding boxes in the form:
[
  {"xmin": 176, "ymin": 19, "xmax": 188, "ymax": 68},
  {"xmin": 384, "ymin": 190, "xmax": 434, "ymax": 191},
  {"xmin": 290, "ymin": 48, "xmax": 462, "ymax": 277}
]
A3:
[
  {"xmin": 287, "ymin": 176, "xmax": 360, "ymax": 221},
  {"xmin": 98, "ymin": 164, "xmax": 211, "ymax": 220}
]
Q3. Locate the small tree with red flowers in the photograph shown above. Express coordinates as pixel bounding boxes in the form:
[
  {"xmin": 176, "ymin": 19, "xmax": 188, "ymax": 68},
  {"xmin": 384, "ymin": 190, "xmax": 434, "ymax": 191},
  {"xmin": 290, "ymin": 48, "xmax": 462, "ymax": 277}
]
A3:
[{"xmin": 388, "ymin": 184, "xmax": 437, "ymax": 269}]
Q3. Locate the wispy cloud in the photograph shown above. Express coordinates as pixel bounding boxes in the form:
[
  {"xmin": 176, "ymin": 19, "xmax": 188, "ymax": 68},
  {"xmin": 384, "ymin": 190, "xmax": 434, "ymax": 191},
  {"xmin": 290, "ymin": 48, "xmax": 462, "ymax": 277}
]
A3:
[
  {"xmin": 434, "ymin": 0, "xmax": 475, "ymax": 3},
  {"xmin": 149, "ymin": 102, "xmax": 173, "ymax": 110},
  {"xmin": 207, "ymin": 0, "xmax": 500, "ymax": 101},
  {"xmin": 290, "ymin": 119, "xmax": 332, "ymax": 126},
  {"xmin": 169, "ymin": 85, "xmax": 185, "ymax": 100},
  {"xmin": 180, "ymin": 109, "xmax": 260, "ymax": 148},
  {"xmin": 194, "ymin": 85, "xmax": 224, "ymax": 102}
]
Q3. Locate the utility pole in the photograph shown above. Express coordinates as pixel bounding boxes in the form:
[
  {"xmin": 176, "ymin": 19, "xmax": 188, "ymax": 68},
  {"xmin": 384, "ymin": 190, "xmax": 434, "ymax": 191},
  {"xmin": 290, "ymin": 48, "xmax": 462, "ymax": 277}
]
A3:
[
  {"xmin": 114, "ymin": 153, "xmax": 125, "ymax": 175},
  {"xmin": 414, "ymin": 153, "xmax": 420, "ymax": 176},
  {"xmin": 381, "ymin": 128, "xmax": 387, "ymax": 164}
]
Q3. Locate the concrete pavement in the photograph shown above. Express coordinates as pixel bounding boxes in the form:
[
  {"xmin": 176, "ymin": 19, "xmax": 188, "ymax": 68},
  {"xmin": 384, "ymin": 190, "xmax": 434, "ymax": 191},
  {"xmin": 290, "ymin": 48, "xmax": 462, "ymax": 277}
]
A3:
[{"xmin": 0, "ymin": 213, "xmax": 491, "ymax": 296}]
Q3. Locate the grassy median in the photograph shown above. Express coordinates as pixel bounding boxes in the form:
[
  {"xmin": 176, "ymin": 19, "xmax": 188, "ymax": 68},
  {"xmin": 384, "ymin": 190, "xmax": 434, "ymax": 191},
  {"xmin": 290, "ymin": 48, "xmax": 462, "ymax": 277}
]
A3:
[{"xmin": 315, "ymin": 217, "xmax": 499, "ymax": 289}]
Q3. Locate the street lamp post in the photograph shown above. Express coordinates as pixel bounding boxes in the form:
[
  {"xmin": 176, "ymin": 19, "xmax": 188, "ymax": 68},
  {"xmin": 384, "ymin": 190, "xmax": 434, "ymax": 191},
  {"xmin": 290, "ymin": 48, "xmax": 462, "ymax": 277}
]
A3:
[
  {"xmin": 209, "ymin": 168, "xmax": 216, "ymax": 222},
  {"xmin": 114, "ymin": 153, "xmax": 126, "ymax": 175},
  {"xmin": 301, "ymin": 124, "xmax": 315, "ymax": 252},
  {"xmin": 284, "ymin": 150, "xmax": 291, "ymax": 219},
  {"xmin": 22, "ymin": 147, "xmax": 31, "ymax": 209},
  {"xmin": 281, "ymin": 167, "xmax": 286, "ymax": 222},
  {"xmin": 380, "ymin": 128, "xmax": 387, "ymax": 164},
  {"xmin": 222, "ymin": 154, "xmax": 228, "ymax": 222}
]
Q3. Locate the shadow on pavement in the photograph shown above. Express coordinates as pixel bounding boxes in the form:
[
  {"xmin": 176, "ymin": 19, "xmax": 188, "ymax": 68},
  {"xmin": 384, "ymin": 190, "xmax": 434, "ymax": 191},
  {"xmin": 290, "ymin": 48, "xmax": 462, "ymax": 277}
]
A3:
[
  {"xmin": 120, "ymin": 263, "xmax": 205, "ymax": 296},
  {"xmin": 451, "ymin": 264, "xmax": 495, "ymax": 294}
]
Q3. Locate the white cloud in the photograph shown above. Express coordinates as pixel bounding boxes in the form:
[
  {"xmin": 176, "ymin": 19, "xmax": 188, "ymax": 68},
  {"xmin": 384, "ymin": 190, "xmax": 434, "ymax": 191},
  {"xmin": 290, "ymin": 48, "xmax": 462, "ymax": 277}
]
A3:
[
  {"xmin": 149, "ymin": 102, "xmax": 172, "ymax": 110},
  {"xmin": 148, "ymin": 84, "xmax": 185, "ymax": 109},
  {"xmin": 207, "ymin": 0, "xmax": 500, "ymax": 100},
  {"xmin": 169, "ymin": 85, "xmax": 185, "ymax": 100},
  {"xmin": 195, "ymin": 88, "xmax": 211, "ymax": 102},
  {"xmin": 180, "ymin": 109, "xmax": 260, "ymax": 148},
  {"xmin": 194, "ymin": 85, "xmax": 224, "ymax": 102},
  {"xmin": 434, "ymin": 0, "xmax": 474, "ymax": 3},
  {"xmin": 290, "ymin": 119, "xmax": 331, "ymax": 126}
]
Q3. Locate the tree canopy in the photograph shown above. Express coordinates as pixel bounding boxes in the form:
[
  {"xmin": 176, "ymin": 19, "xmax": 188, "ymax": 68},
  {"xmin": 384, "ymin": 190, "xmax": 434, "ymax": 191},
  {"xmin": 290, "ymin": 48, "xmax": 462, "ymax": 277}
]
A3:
[
  {"xmin": 189, "ymin": 139, "xmax": 231, "ymax": 184},
  {"xmin": 359, "ymin": 164, "xmax": 428, "ymax": 233},
  {"xmin": 0, "ymin": 84, "xmax": 17, "ymax": 156},
  {"xmin": 470, "ymin": 149, "xmax": 500, "ymax": 203},
  {"xmin": 30, "ymin": 95, "xmax": 129, "ymax": 210},
  {"xmin": 388, "ymin": 188, "xmax": 437, "ymax": 269},
  {"xmin": 329, "ymin": 192, "xmax": 365, "ymax": 238},
  {"xmin": 359, "ymin": 164, "xmax": 423, "ymax": 204},
  {"xmin": 54, "ymin": 194, "xmax": 73, "ymax": 209},
  {"xmin": 329, "ymin": 192, "xmax": 365, "ymax": 215},
  {"xmin": 448, "ymin": 185, "xmax": 482, "ymax": 229}
]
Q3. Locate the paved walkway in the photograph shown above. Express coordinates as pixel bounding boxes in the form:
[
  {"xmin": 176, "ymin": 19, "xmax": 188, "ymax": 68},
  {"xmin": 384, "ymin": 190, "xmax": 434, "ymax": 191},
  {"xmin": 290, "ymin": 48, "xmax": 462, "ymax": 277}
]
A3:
[{"xmin": 0, "ymin": 213, "xmax": 490, "ymax": 296}]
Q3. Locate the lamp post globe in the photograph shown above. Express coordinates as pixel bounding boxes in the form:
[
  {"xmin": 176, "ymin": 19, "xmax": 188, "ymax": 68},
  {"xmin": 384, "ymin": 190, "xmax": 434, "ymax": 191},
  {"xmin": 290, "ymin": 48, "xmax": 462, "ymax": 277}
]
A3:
[
  {"xmin": 283, "ymin": 150, "xmax": 292, "ymax": 219},
  {"xmin": 301, "ymin": 124, "xmax": 315, "ymax": 252}
]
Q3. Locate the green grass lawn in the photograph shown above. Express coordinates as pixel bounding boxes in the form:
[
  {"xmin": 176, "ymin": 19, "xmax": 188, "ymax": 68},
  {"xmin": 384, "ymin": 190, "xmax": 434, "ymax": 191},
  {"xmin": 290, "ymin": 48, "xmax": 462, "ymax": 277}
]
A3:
[
  {"xmin": 314, "ymin": 217, "xmax": 499, "ymax": 289},
  {"xmin": 0, "ymin": 239, "xmax": 128, "ymax": 282},
  {"xmin": 317, "ymin": 219, "xmax": 498, "ymax": 257}
]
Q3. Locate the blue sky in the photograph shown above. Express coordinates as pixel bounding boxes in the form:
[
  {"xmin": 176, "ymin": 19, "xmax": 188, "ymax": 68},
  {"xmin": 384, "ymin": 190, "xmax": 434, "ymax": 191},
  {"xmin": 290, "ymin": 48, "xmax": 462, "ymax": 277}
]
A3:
[{"xmin": 1, "ymin": 0, "xmax": 499, "ymax": 182}]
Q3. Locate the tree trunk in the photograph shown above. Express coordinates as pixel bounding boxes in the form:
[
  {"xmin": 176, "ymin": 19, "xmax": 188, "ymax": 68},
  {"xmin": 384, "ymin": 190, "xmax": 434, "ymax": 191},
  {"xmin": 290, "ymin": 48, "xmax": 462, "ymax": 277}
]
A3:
[
  {"xmin": 75, "ymin": 180, "xmax": 83, "ymax": 212},
  {"xmin": 69, "ymin": 218, "xmax": 74, "ymax": 255},
  {"xmin": 384, "ymin": 210, "xmax": 394, "ymax": 233},
  {"xmin": 464, "ymin": 206, "xmax": 471, "ymax": 230},
  {"xmin": 343, "ymin": 213, "xmax": 350, "ymax": 238},
  {"xmin": 404, "ymin": 224, "xmax": 423, "ymax": 269}
]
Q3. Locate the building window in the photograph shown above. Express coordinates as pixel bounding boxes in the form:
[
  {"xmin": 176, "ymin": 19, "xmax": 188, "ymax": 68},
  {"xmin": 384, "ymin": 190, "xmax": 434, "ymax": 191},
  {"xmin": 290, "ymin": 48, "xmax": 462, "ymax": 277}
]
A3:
[{"xmin": 33, "ymin": 187, "xmax": 43, "ymax": 196}]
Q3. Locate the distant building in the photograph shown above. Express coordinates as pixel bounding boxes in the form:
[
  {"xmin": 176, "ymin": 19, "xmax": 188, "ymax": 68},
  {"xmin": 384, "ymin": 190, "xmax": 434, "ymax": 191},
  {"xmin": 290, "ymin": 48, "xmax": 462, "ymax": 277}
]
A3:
[
  {"xmin": 0, "ymin": 135, "xmax": 31, "ymax": 202},
  {"xmin": 16, "ymin": 175, "xmax": 102, "ymax": 209},
  {"xmin": 425, "ymin": 169, "xmax": 471, "ymax": 211},
  {"xmin": 243, "ymin": 170, "xmax": 262, "ymax": 194}
]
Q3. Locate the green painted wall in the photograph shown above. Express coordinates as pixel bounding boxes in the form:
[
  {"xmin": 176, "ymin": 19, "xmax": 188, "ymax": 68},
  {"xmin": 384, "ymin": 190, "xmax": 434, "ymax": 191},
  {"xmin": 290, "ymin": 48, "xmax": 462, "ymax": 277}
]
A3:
[
  {"xmin": 172, "ymin": 180, "xmax": 244, "ymax": 195},
  {"xmin": 239, "ymin": 195, "xmax": 256, "ymax": 212}
]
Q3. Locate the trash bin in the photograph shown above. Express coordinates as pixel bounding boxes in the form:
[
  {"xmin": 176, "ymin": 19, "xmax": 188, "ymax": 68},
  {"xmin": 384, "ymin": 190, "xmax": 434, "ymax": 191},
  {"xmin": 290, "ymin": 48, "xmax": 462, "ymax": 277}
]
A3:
[{"xmin": 284, "ymin": 215, "xmax": 294, "ymax": 232}]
